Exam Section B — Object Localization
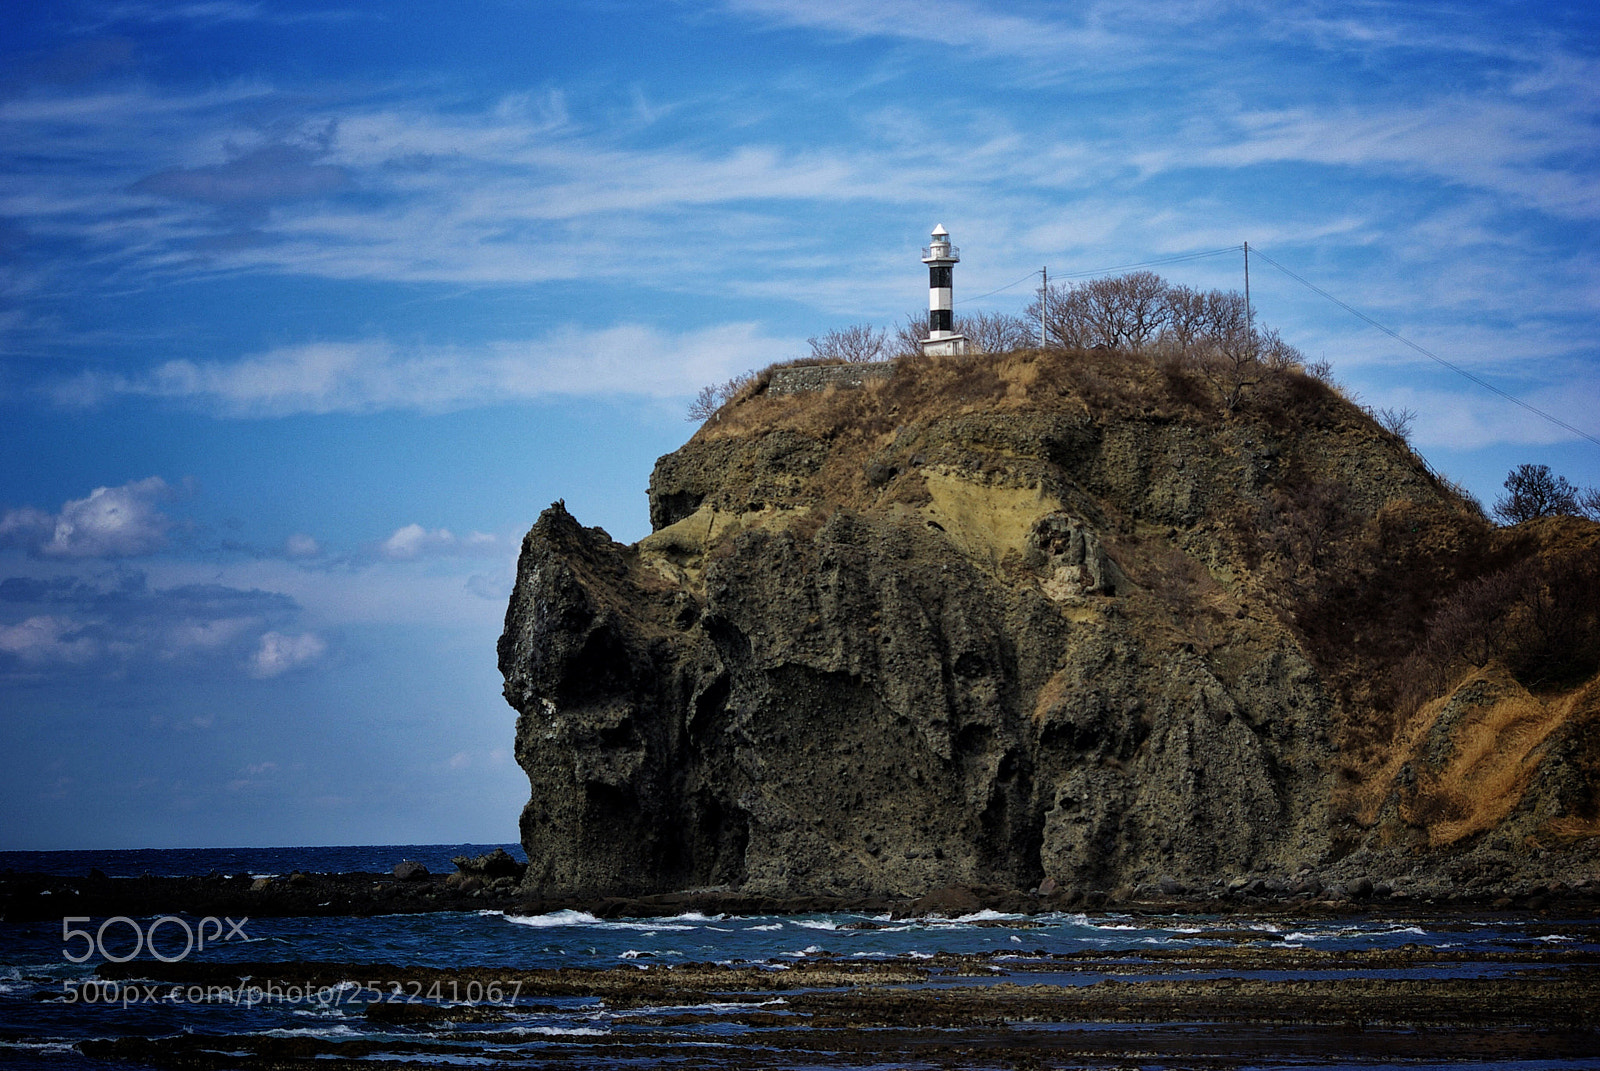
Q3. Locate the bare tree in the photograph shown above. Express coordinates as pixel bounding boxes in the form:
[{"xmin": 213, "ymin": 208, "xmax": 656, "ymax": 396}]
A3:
[
  {"xmin": 959, "ymin": 310, "xmax": 1033, "ymax": 354},
  {"xmin": 1582, "ymin": 486, "xmax": 1600, "ymax": 522},
  {"xmin": 1032, "ymin": 272, "xmax": 1259, "ymax": 357},
  {"xmin": 1492, "ymin": 463, "xmax": 1581, "ymax": 524},
  {"xmin": 685, "ymin": 369, "xmax": 759, "ymax": 423},
  {"xmin": 1084, "ymin": 271, "xmax": 1170, "ymax": 350},
  {"xmin": 1025, "ymin": 283, "xmax": 1094, "ymax": 348},
  {"xmin": 1162, "ymin": 284, "xmax": 1210, "ymax": 350},
  {"xmin": 891, "ymin": 310, "xmax": 930, "ymax": 357},
  {"xmin": 891, "ymin": 309, "xmax": 1032, "ymax": 355},
  {"xmin": 1304, "ymin": 358, "xmax": 1336, "ymax": 385},
  {"xmin": 808, "ymin": 323, "xmax": 887, "ymax": 363},
  {"xmin": 1204, "ymin": 290, "xmax": 1253, "ymax": 361},
  {"xmin": 1256, "ymin": 327, "xmax": 1305, "ymax": 371},
  {"xmin": 686, "ymin": 384, "xmax": 721, "ymax": 422},
  {"xmin": 1376, "ymin": 406, "xmax": 1417, "ymax": 442}
]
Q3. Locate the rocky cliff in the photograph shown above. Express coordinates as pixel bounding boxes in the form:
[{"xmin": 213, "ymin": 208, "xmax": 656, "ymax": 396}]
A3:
[{"xmin": 499, "ymin": 347, "xmax": 1600, "ymax": 900}]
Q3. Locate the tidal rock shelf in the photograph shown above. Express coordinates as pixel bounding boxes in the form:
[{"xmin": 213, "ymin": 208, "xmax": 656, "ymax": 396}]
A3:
[{"xmin": 74, "ymin": 934, "xmax": 1600, "ymax": 1069}]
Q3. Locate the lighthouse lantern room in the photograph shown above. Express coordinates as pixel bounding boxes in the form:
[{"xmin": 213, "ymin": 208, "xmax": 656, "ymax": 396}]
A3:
[{"xmin": 921, "ymin": 224, "xmax": 968, "ymax": 356}]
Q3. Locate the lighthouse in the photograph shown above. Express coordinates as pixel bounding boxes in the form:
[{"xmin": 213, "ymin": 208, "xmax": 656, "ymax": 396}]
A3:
[{"xmin": 921, "ymin": 224, "xmax": 968, "ymax": 356}]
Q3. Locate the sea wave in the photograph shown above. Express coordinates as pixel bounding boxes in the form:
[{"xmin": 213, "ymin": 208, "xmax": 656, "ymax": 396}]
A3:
[
  {"xmin": 499, "ymin": 909, "xmax": 697, "ymax": 932},
  {"xmin": 949, "ymin": 909, "xmax": 1026, "ymax": 923},
  {"xmin": 259, "ymin": 1025, "xmax": 361, "ymax": 1038}
]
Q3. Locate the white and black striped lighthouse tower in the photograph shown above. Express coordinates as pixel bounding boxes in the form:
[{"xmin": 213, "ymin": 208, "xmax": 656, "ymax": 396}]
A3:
[{"xmin": 921, "ymin": 224, "xmax": 967, "ymax": 356}]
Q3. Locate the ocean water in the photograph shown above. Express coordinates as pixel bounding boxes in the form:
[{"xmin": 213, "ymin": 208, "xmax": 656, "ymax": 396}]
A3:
[
  {"xmin": 0, "ymin": 843, "xmax": 522, "ymax": 880},
  {"xmin": 2, "ymin": 846, "xmax": 1597, "ymax": 1070}
]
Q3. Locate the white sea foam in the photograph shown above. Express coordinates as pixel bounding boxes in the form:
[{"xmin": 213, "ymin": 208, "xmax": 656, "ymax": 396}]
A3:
[
  {"xmin": 501, "ymin": 910, "xmax": 695, "ymax": 932},
  {"xmin": 502, "ymin": 909, "xmax": 602, "ymax": 928},
  {"xmin": 950, "ymin": 909, "xmax": 1025, "ymax": 923},
  {"xmin": 260, "ymin": 1025, "xmax": 360, "ymax": 1038},
  {"xmin": 509, "ymin": 1026, "xmax": 609, "ymax": 1036},
  {"xmin": 795, "ymin": 919, "xmax": 838, "ymax": 931},
  {"xmin": 748, "ymin": 922, "xmax": 783, "ymax": 931},
  {"xmin": 0, "ymin": 1041, "xmax": 80, "ymax": 1055},
  {"xmin": 780, "ymin": 945, "xmax": 825, "ymax": 958},
  {"xmin": 611, "ymin": 998, "xmax": 788, "ymax": 1016}
]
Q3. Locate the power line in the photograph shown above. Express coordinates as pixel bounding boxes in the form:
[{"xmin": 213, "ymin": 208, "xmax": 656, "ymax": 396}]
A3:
[
  {"xmin": 1250, "ymin": 246, "xmax": 1600, "ymax": 451},
  {"xmin": 1050, "ymin": 246, "xmax": 1240, "ymax": 280},
  {"xmin": 968, "ymin": 270, "xmax": 1044, "ymax": 303},
  {"xmin": 968, "ymin": 239, "xmax": 1597, "ymax": 451},
  {"xmin": 968, "ymin": 245, "xmax": 1240, "ymax": 303}
]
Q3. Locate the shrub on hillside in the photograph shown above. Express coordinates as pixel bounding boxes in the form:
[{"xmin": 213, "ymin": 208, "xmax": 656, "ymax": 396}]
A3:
[
  {"xmin": 1492, "ymin": 463, "xmax": 1585, "ymax": 525},
  {"xmin": 891, "ymin": 310, "xmax": 1033, "ymax": 356},
  {"xmin": 686, "ymin": 369, "xmax": 760, "ymax": 422},
  {"xmin": 1397, "ymin": 550, "xmax": 1600, "ymax": 706},
  {"xmin": 807, "ymin": 324, "xmax": 887, "ymax": 363}
]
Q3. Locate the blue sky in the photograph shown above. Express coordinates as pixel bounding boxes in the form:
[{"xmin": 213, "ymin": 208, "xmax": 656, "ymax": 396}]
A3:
[{"xmin": 2, "ymin": 0, "xmax": 1598, "ymax": 849}]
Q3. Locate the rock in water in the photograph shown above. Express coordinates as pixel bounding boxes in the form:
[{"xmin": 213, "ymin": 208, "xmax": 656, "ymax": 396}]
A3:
[
  {"xmin": 451, "ymin": 848, "xmax": 525, "ymax": 880},
  {"xmin": 498, "ymin": 349, "xmax": 1600, "ymax": 897}
]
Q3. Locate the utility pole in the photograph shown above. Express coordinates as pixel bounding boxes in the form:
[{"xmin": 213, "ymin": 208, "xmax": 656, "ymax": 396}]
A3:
[
  {"xmin": 1039, "ymin": 266, "xmax": 1047, "ymax": 348},
  {"xmin": 1243, "ymin": 241, "xmax": 1252, "ymax": 337}
]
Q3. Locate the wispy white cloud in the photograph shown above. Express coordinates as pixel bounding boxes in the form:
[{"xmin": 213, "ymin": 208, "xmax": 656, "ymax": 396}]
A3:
[
  {"xmin": 89, "ymin": 1, "xmax": 366, "ymax": 28},
  {"xmin": 56, "ymin": 322, "xmax": 796, "ymax": 415},
  {"xmin": 0, "ymin": 1, "xmax": 1594, "ymax": 463},
  {"xmin": 0, "ymin": 568, "xmax": 309, "ymax": 676},
  {"xmin": 0, "ymin": 615, "xmax": 100, "ymax": 665},
  {"xmin": 284, "ymin": 533, "xmax": 320, "ymax": 558},
  {"xmin": 1379, "ymin": 379, "xmax": 1600, "ymax": 453},
  {"xmin": 716, "ymin": 0, "xmax": 1120, "ymax": 60},
  {"xmin": 1177, "ymin": 101, "xmax": 1600, "ymax": 220}
]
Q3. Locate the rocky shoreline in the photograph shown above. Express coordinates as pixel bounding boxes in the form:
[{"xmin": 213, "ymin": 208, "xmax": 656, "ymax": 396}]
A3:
[
  {"xmin": 5, "ymin": 859, "xmax": 1599, "ymax": 922},
  {"xmin": 12, "ymin": 852, "xmax": 1596, "ymax": 1069}
]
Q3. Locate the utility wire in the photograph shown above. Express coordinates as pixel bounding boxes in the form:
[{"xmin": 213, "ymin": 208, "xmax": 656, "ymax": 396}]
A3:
[
  {"xmin": 970, "ymin": 240, "xmax": 1597, "ymax": 451},
  {"xmin": 969, "ymin": 246, "xmax": 1239, "ymax": 303},
  {"xmin": 1251, "ymin": 246, "xmax": 1600, "ymax": 451},
  {"xmin": 1050, "ymin": 246, "xmax": 1240, "ymax": 280},
  {"xmin": 968, "ymin": 270, "xmax": 1044, "ymax": 303}
]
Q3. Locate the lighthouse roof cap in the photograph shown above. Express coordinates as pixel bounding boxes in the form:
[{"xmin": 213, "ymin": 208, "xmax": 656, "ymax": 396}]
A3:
[{"xmin": 931, "ymin": 224, "xmax": 949, "ymax": 237}]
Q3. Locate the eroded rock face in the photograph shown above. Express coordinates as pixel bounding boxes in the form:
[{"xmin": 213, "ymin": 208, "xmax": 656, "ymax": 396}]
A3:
[
  {"xmin": 500, "ymin": 353, "xmax": 1600, "ymax": 897},
  {"xmin": 497, "ymin": 386, "xmax": 1382, "ymax": 895}
]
